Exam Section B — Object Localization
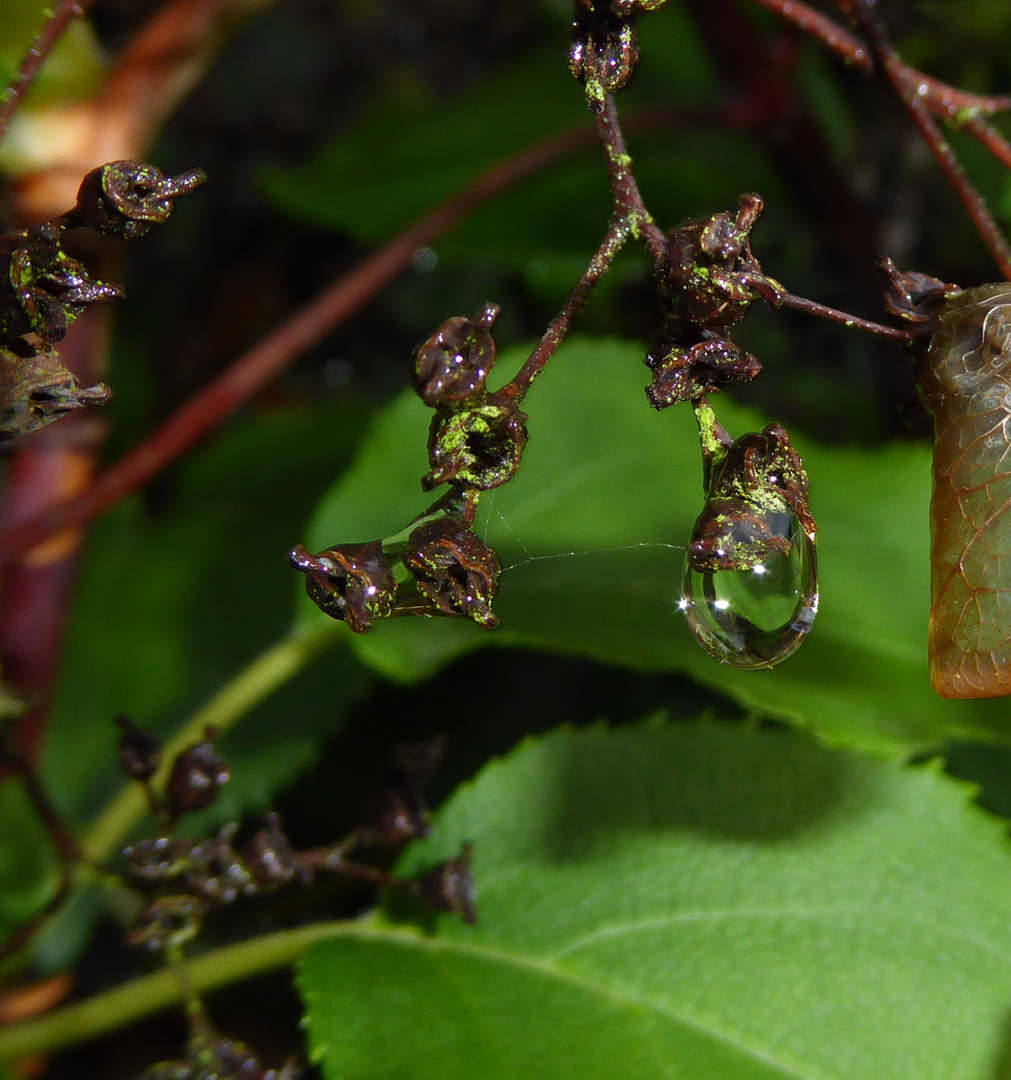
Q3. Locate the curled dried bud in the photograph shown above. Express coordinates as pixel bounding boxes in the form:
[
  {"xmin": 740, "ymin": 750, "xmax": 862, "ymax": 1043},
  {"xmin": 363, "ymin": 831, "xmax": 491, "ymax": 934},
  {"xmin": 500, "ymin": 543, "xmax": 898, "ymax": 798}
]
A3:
[
  {"xmin": 417, "ymin": 842, "xmax": 476, "ymax": 924},
  {"xmin": 123, "ymin": 835, "xmax": 194, "ymax": 881},
  {"xmin": 413, "ymin": 302, "xmax": 499, "ymax": 408},
  {"xmin": 688, "ymin": 422, "xmax": 815, "ymax": 573},
  {"xmin": 240, "ymin": 813, "xmax": 306, "ymax": 890},
  {"xmin": 66, "ymin": 161, "xmax": 207, "ymax": 240},
  {"xmin": 115, "ymin": 715, "xmax": 162, "ymax": 781},
  {"xmin": 645, "ymin": 334, "xmax": 761, "ymax": 409},
  {"xmin": 878, "ymin": 257, "xmax": 958, "ymax": 325},
  {"xmin": 1, "ymin": 226, "xmax": 123, "ymax": 345},
  {"xmin": 569, "ymin": 3, "xmax": 640, "ymax": 108},
  {"xmin": 165, "ymin": 730, "xmax": 231, "ymax": 817},
  {"xmin": 289, "ymin": 541, "xmax": 397, "ymax": 633},
  {"xmin": 423, "ymin": 394, "xmax": 528, "ymax": 491},
  {"xmin": 127, "ymin": 894, "xmax": 209, "ymax": 951},
  {"xmin": 402, "ymin": 518, "xmax": 501, "ymax": 628},
  {"xmin": 0, "ymin": 341, "xmax": 110, "ymax": 442},
  {"xmin": 138, "ymin": 1038, "xmax": 299, "ymax": 1080}
]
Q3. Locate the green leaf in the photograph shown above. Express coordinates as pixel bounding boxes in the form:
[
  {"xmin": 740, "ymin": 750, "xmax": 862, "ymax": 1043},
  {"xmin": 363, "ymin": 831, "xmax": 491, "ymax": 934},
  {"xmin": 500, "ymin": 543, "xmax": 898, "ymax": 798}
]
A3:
[
  {"xmin": 259, "ymin": 39, "xmax": 776, "ymax": 272},
  {"xmin": 299, "ymin": 720, "xmax": 1011, "ymax": 1080},
  {"xmin": 300, "ymin": 337, "xmax": 1011, "ymax": 753},
  {"xmin": 0, "ymin": 780, "xmax": 59, "ymax": 944}
]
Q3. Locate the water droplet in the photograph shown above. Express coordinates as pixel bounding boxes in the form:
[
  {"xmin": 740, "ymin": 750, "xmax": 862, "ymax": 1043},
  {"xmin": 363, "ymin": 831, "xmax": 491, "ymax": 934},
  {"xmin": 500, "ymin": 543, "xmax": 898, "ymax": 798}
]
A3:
[{"xmin": 680, "ymin": 512, "xmax": 818, "ymax": 668}]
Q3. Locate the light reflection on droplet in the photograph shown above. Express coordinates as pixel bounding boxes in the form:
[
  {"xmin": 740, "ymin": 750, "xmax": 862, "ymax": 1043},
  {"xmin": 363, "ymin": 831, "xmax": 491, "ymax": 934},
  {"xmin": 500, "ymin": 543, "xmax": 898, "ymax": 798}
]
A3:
[{"xmin": 680, "ymin": 512, "xmax": 818, "ymax": 669}]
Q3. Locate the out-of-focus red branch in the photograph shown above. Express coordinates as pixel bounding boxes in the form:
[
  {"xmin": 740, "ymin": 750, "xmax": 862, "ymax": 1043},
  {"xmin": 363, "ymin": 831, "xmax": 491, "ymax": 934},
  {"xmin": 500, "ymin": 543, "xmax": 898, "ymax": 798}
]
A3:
[
  {"xmin": 0, "ymin": 0, "xmax": 95, "ymax": 145},
  {"xmin": 751, "ymin": 0, "xmax": 1011, "ymax": 274},
  {"xmin": 0, "ymin": 0, "xmax": 278, "ymax": 767},
  {"xmin": 9, "ymin": 0, "xmax": 276, "ymax": 223},
  {"xmin": 0, "ymin": 105, "xmax": 740, "ymax": 571},
  {"xmin": 0, "ymin": 123, "xmax": 611, "ymax": 566}
]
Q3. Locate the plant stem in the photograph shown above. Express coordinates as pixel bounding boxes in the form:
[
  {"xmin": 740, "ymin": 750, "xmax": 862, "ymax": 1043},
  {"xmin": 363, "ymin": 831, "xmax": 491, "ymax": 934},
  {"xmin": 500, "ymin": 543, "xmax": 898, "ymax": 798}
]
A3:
[
  {"xmin": 83, "ymin": 622, "xmax": 343, "ymax": 865},
  {"xmin": 848, "ymin": 0, "xmax": 1011, "ymax": 280},
  {"xmin": 0, "ymin": 0, "xmax": 94, "ymax": 145},
  {"xmin": 0, "ymin": 918, "xmax": 411, "ymax": 1063}
]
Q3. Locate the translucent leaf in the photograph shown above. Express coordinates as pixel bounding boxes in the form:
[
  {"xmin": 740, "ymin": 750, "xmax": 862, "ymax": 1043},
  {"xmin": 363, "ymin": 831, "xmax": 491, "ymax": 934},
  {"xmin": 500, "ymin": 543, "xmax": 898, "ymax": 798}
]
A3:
[
  {"xmin": 300, "ymin": 337, "xmax": 1011, "ymax": 752},
  {"xmin": 300, "ymin": 720, "xmax": 1011, "ymax": 1080}
]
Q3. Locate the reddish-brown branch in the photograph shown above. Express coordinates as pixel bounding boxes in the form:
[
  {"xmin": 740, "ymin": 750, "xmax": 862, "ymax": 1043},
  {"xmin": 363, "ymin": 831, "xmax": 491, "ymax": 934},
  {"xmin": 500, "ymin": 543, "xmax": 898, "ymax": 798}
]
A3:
[
  {"xmin": 847, "ymin": 0, "xmax": 1011, "ymax": 279},
  {"xmin": 754, "ymin": 0, "xmax": 1011, "ymax": 261},
  {"xmin": 0, "ymin": 124, "xmax": 610, "ymax": 567},
  {"xmin": 0, "ymin": 0, "xmax": 95, "ymax": 146}
]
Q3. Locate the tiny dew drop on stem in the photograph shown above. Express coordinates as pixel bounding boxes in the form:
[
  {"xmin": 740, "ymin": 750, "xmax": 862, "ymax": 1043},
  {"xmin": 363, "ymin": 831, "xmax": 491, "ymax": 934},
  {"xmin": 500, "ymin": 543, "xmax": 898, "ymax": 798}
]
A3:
[{"xmin": 678, "ymin": 401, "xmax": 819, "ymax": 669}]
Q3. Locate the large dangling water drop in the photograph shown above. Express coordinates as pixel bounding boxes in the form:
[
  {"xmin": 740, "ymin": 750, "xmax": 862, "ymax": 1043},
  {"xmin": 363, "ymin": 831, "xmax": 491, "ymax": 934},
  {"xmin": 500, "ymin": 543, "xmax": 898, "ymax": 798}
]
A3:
[{"xmin": 679, "ymin": 510, "xmax": 818, "ymax": 669}]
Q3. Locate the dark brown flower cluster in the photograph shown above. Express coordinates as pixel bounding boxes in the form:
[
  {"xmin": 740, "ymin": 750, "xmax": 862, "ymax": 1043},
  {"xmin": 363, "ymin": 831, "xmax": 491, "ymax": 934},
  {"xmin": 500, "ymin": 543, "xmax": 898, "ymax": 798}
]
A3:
[{"xmin": 0, "ymin": 160, "xmax": 204, "ymax": 442}]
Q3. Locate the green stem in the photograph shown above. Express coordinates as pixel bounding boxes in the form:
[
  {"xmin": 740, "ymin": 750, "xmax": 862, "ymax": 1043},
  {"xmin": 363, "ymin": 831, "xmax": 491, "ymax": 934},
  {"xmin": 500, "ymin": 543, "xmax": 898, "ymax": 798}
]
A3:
[
  {"xmin": 83, "ymin": 621, "xmax": 343, "ymax": 865},
  {"xmin": 0, "ymin": 918, "xmax": 416, "ymax": 1062}
]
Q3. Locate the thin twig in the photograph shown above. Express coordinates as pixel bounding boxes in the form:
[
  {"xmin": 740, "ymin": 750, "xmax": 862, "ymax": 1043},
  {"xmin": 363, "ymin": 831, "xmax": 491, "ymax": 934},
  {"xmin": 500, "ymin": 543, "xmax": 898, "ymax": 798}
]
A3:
[
  {"xmin": 0, "ymin": 0, "xmax": 94, "ymax": 146},
  {"xmin": 850, "ymin": 0, "xmax": 1011, "ymax": 279},
  {"xmin": 0, "ymin": 123, "xmax": 605, "ymax": 567},
  {"xmin": 776, "ymin": 290, "xmax": 916, "ymax": 344},
  {"xmin": 501, "ymin": 94, "xmax": 660, "ymax": 402}
]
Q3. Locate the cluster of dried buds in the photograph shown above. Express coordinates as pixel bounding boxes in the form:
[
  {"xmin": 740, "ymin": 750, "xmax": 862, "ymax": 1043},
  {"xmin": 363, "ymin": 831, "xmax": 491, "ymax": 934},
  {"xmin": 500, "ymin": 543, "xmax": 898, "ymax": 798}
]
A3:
[
  {"xmin": 0, "ymin": 160, "xmax": 204, "ymax": 442},
  {"xmin": 569, "ymin": 0, "xmax": 669, "ymax": 109},
  {"xmin": 116, "ymin": 720, "xmax": 475, "ymax": 952},
  {"xmin": 292, "ymin": 303, "xmax": 522, "ymax": 634},
  {"xmin": 139, "ymin": 1003, "xmax": 299, "ymax": 1080},
  {"xmin": 636, "ymin": 194, "xmax": 816, "ymax": 583}
]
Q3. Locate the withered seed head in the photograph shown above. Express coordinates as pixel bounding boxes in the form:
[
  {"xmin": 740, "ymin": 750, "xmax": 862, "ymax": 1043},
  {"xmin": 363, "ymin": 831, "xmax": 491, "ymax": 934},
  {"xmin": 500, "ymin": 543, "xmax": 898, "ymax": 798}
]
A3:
[{"xmin": 289, "ymin": 541, "xmax": 397, "ymax": 633}]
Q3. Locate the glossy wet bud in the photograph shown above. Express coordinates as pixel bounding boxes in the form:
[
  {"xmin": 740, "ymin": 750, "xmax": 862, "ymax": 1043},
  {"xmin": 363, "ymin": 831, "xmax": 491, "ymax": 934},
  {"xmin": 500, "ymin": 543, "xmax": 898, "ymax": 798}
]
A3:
[
  {"xmin": 289, "ymin": 541, "xmax": 397, "ymax": 633},
  {"xmin": 165, "ymin": 730, "xmax": 231, "ymax": 816},
  {"xmin": 0, "ymin": 227, "xmax": 123, "ymax": 345},
  {"xmin": 413, "ymin": 302, "xmax": 499, "ymax": 408},
  {"xmin": 423, "ymin": 394, "xmax": 528, "ymax": 491},
  {"xmin": 115, "ymin": 715, "xmax": 162, "ymax": 781},
  {"xmin": 240, "ymin": 813, "xmax": 306, "ymax": 890},
  {"xmin": 0, "ymin": 341, "xmax": 110, "ymax": 442},
  {"xmin": 417, "ymin": 842, "xmax": 476, "ymax": 924},
  {"xmin": 569, "ymin": 13, "xmax": 639, "ymax": 108},
  {"xmin": 138, "ymin": 1037, "xmax": 300, "ymax": 1080},
  {"xmin": 681, "ymin": 416, "xmax": 818, "ymax": 668},
  {"xmin": 127, "ymin": 894, "xmax": 209, "ymax": 951},
  {"xmin": 402, "ymin": 518, "xmax": 502, "ymax": 628},
  {"xmin": 66, "ymin": 161, "xmax": 207, "ymax": 239},
  {"xmin": 645, "ymin": 333, "xmax": 761, "ymax": 408}
]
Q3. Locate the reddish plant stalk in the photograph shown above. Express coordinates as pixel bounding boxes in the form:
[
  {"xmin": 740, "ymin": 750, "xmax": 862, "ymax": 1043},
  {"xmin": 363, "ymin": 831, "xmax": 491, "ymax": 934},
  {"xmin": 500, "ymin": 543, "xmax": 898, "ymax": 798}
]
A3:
[
  {"xmin": 0, "ymin": 123, "xmax": 604, "ymax": 570},
  {"xmin": 0, "ymin": 0, "xmax": 95, "ymax": 144}
]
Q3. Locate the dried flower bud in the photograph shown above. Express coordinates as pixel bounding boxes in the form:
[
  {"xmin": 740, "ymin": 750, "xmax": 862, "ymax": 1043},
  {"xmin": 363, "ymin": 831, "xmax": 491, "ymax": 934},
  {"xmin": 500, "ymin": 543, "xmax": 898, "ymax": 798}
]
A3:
[
  {"xmin": 688, "ymin": 422, "xmax": 815, "ymax": 573},
  {"xmin": 402, "ymin": 518, "xmax": 501, "ymax": 628},
  {"xmin": 0, "ymin": 225, "xmax": 123, "ymax": 344},
  {"xmin": 165, "ymin": 730, "xmax": 231, "ymax": 817},
  {"xmin": 138, "ymin": 1038, "xmax": 299, "ymax": 1080},
  {"xmin": 372, "ymin": 790, "xmax": 429, "ymax": 845},
  {"xmin": 123, "ymin": 835, "xmax": 194, "ymax": 881},
  {"xmin": 569, "ymin": 3, "xmax": 640, "ymax": 108},
  {"xmin": 0, "ymin": 341, "xmax": 110, "ymax": 441},
  {"xmin": 240, "ymin": 813, "xmax": 306, "ymax": 890},
  {"xmin": 413, "ymin": 302, "xmax": 499, "ymax": 408},
  {"xmin": 289, "ymin": 541, "xmax": 397, "ymax": 633},
  {"xmin": 417, "ymin": 842, "xmax": 476, "ymax": 924},
  {"xmin": 127, "ymin": 894, "xmax": 209, "ymax": 951},
  {"xmin": 645, "ymin": 333, "xmax": 761, "ymax": 409},
  {"xmin": 115, "ymin": 715, "xmax": 162, "ymax": 781},
  {"xmin": 66, "ymin": 161, "xmax": 207, "ymax": 240},
  {"xmin": 423, "ymin": 394, "xmax": 528, "ymax": 491}
]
